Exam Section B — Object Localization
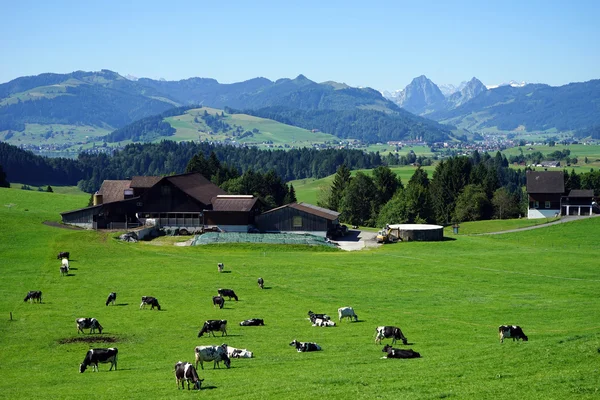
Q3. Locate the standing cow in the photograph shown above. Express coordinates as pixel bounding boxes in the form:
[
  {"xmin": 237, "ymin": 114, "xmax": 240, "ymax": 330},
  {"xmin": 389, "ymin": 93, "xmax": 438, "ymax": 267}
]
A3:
[
  {"xmin": 257, "ymin": 277, "xmax": 264, "ymax": 289},
  {"xmin": 212, "ymin": 296, "xmax": 225, "ymax": 309},
  {"xmin": 57, "ymin": 251, "xmax": 70, "ymax": 260},
  {"xmin": 79, "ymin": 348, "xmax": 118, "ymax": 373},
  {"xmin": 140, "ymin": 296, "xmax": 161, "ymax": 310},
  {"xmin": 217, "ymin": 289, "xmax": 238, "ymax": 301},
  {"xmin": 106, "ymin": 292, "xmax": 117, "ymax": 306},
  {"xmin": 76, "ymin": 318, "xmax": 103, "ymax": 334},
  {"xmin": 338, "ymin": 307, "xmax": 358, "ymax": 322},
  {"xmin": 498, "ymin": 325, "xmax": 528, "ymax": 343},
  {"xmin": 194, "ymin": 345, "xmax": 231, "ymax": 370},
  {"xmin": 198, "ymin": 320, "xmax": 228, "ymax": 337},
  {"xmin": 24, "ymin": 291, "xmax": 42, "ymax": 303},
  {"xmin": 174, "ymin": 361, "xmax": 204, "ymax": 390},
  {"xmin": 375, "ymin": 326, "xmax": 408, "ymax": 345},
  {"xmin": 217, "ymin": 263, "xmax": 224, "ymax": 273}
]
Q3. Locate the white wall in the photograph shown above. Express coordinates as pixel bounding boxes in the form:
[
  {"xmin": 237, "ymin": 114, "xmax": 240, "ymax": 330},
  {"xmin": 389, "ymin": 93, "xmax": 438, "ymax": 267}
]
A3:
[{"xmin": 528, "ymin": 208, "xmax": 560, "ymax": 219}]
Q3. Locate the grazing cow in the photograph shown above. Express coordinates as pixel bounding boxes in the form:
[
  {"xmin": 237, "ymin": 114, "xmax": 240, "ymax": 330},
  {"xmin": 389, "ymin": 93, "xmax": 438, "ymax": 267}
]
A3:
[
  {"xmin": 198, "ymin": 320, "xmax": 228, "ymax": 337},
  {"xmin": 217, "ymin": 263, "xmax": 224, "ymax": 273},
  {"xmin": 76, "ymin": 318, "xmax": 103, "ymax": 334},
  {"xmin": 375, "ymin": 326, "xmax": 408, "ymax": 345},
  {"xmin": 174, "ymin": 361, "xmax": 204, "ymax": 390},
  {"xmin": 239, "ymin": 318, "xmax": 264, "ymax": 326},
  {"xmin": 57, "ymin": 251, "xmax": 70, "ymax": 260},
  {"xmin": 79, "ymin": 348, "xmax": 118, "ymax": 373},
  {"xmin": 382, "ymin": 345, "xmax": 421, "ymax": 359},
  {"xmin": 289, "ymin": 339, "xmax": 321, "ymax": 352},
  {"xmin": 499, "ymin": 325, "xmax": 528, "ymax": 343},
  {"xmin": 140, "ymin": 296, "xmax": 161, "ymax": 310},
  {"xmin": 308, "ymin": 311, "xmax": 330, "ymax": 323},
  {"xmin": 106, "ymin": 292, "xmax": 117, "ymax": 306},
  {"xmin": 257, "ymin": 277, "xmax": 264, "ymax": 289},
  {"xmin": 23, "ymin": 291, "xmax": 42, "ymax": 303},
  {"xmin": 312, "ymin": 318, "xmax": 336, "ymax": 327},
  {"xmin": 212, "ymin": 296, "xmax": 225, "ymax": 309},
  {"xmin": 194, "ymin": 345, "xmax": 231, "ymax": 370},
  {"xmin": 225, "ymin": 345, "xmax": 253, "ymax": 358},
  {"xmin": 61, "ymin": 257, "xmax": 70, "ymax": 271},
  {"xmin": 217, "ymin": 288, "xmax": 238, "ymax": 301},
  {"xmin": 338, "ymin": 307, "xmax": 358, "ymax": 322},
  {"xmin": 60, "ymin": 265, "xmax": 68, "ymax": 276}
]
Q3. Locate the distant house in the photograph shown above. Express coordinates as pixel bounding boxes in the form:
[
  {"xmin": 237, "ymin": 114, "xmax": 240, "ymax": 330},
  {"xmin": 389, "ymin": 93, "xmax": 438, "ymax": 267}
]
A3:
[
  {"xmin": 562, "ymin": 189, "xmax": 595, "ymax": 216},
  {"xmin": 537, "ymin": 161, "xmax": 561, "ymax": 168},
  {"xmin": 255, "ymin": 202, "xmax": 341, "ymax": 237},
  {"xmin": 526, "ymin": 170, "xmax": 565, "ymax": 219}
]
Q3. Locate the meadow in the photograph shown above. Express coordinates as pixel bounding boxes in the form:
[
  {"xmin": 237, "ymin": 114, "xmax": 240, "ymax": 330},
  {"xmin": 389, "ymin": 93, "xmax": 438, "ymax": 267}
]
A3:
[{"xmin": 1, "ymin": 188, "xmax": 599, "ymax": 399}]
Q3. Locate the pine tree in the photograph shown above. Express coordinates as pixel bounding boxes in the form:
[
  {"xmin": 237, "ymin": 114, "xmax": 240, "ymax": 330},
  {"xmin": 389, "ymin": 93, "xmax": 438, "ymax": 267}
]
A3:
[{"xmin": 0, "ymin": 164, "xmax": 9, "ymax": 188}]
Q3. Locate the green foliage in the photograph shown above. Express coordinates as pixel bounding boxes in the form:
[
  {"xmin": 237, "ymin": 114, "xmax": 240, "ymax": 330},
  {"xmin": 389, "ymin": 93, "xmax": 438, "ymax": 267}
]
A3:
[
  {"xmin": 326, "ymin": 164, "xmax": 351, "ymax": 211},
  {"xmin": 0, "ymin": 163, "xmax": 9, "ymax": 187},
  {"xmin": 491, "ymin": 187, "xmax": 520, "ymax": 219},
  {"xmin": 339, "ymin": 172, "xmax": 376, "ymax": 226},
  {"xmin": 453, "ymin": 184, "xmax": 492, "ymax": 222}
]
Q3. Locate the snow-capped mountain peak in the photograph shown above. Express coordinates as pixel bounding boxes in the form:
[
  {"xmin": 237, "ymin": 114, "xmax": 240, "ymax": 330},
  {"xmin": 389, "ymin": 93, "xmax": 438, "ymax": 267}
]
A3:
[{"xmin": 486, "ymin": 80, "xmax": 527, "ymax": 89}]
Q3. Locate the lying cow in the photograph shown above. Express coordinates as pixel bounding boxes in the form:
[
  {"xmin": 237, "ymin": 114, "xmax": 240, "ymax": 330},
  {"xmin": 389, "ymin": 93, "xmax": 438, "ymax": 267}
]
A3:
[
  {"xmin": 312, "ymin": 318, "xmax": 336, "ymax": 327},
  {"xmin": 338, "ymin": 307, "xmax": 358, "ymax": 322},
  {"xmin": 217, "ymin": 263, "xmax": 224, "ymax": 273},
  {"xmin": 212, "ymin": 296, "xmax": 224, "ymax": 309},
  {"xmin": 218, "ymin": 288, "xmax": 238, "ymax": 301},
  {"xmin": 198, "ymin": 320, "xmax": 228, "ymax": 337},
  {"xmin": 226, "ymin": 345, "xmax": 253, "ymax": 358},
  {"xmin": 106, "ymin": 292, "xmax": 117, "ymax": 306},
  {"xmin": 76, "ymin": 318, "xmax": 103, "ymax": 334},
  {"xmin": 57, "ymin": 251, "xmax": 70, "ymax": 260},
  {"xmin": 239, "ymin": 318, "xmax": 264, "ymax": 326},
  {"xmin": 308, "ymin": 311, "xmax": 330, "ymax": 323},
  {"xmin": 194, "ymin": 345, "xmax": 231, "ymax": 370},
  {"xmin": 79, "ymin": 348, "xmax": 118, "ymax": 373},
  {"xmin": 499, "ymin": 325, "xmax": 528, "ymax": 343},
  {"xmin": 257, "ymin": 277, "xmax": 264, "ymax": 289},
  {"xmin": 289, "ymin": 339, "xmax": 321, "ymax": 352},
  {"xmin": 382, "ymin": 344, "xmax": 421, "ymax": 359},
  {"xmin": 375, "ymin": 326, "xmax": 408, "ymax": 345},
  {"xmin": 24, "ymin": 291, "xmax": 42, "ymax": 303},
  {"xmin": 174, "ymin": 361, "xmax": 204, "ymax": 390},
  {"xmin": 140, "ymin": 296, "xmax": 161, "ymax": 310}
]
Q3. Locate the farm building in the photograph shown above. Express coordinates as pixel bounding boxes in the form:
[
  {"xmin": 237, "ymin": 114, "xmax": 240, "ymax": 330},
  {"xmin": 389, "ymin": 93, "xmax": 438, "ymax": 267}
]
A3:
[
  {"xmin": 526, "ymin": 170, "xmax": 564, "ymax": 219},
  {"xmin": 255, "ymin": 202, "xmax": 341, "ymax": 237},
  {"xmin": 203, "ymin": 195, "xmax": 263, "ymax": 232},
  {"xmin": 561, "ymin": 189, "xmax": 595, "ymax": 216}
]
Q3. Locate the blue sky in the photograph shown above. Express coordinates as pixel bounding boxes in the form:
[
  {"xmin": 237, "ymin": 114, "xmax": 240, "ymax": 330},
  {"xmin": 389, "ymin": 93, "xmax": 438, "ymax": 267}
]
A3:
[{"xmin": 1, "ymin": 0, "xmax": 598, "ymax": 90}]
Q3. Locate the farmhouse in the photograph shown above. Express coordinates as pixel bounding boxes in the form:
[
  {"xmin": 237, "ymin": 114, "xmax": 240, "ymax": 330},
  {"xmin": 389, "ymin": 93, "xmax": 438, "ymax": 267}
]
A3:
[
  {"xmin": 561, "ymin": 189, "xmax": 595, "ymax": 216},
  {"xmin": 526, "ymin": 170, "xmax": 564, "ymax": 219},
  {"xmin": 255, "ymin": 202, "xmax": 341, "ymax": 237}
]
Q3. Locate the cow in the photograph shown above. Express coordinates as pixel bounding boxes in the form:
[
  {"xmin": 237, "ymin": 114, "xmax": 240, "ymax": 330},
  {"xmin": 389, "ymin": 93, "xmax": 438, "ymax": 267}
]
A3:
[
  {"xmin": 217, "ymin": 263, "xmax": 224, "ymax": 273},
  {"xmin": 499, "ymin": 325, "xmax": 528, "ymax": 343},
  {"xmin": 194, "ymin": 345, "xmax": 231, "ymax": 370},
  {"xmin": 60, "ymin": 265, "xmax": 68, "ymax": 276},
  {"xmin": 57, "ymin": 251, "xmax": 70, "ymax": 260},
  {"xmin": 198, "ymin": 320, "xmax": 228, "ymax": 337},
  {"xmin": 212, "ymin": 296, "xmax": 225, "ymax": 309},
  {"xmin": 239, "ymin": 318, "xmax": 264, "ymax": 326},
  {"xmin": 308, "ymin": 311, "xmax": 330, "ymax": 324},
  {"xmin": 257, "ymin": 277, "xmax": 264, "ymax": 289},
  {"xmin": 174, "ymin": 361, "xmax": 204, "ymax": 390},
  {"xmin": 225, "ymin": 345, "xmax": 253, "ymax": 358},
  {"xmin": 382, "ymin": 344, "xmax": 421, "ymax": 359},
  {"xmin": 375, "ymin": 326, "xmax": 408, "ymax": 345},
  {"xmin": 312, "ymin": 318, "xmax": 336, "ymax": 327},
  {"xmin": 217, "ymin": 288, "xmax": 238, "ymax": 301},
  {"xmin": 338, "ymin": 307, "xmax": 358, "ymax": 322},
  {"xmin": 106, "ymin": 292, "xmax": 117, "ymax": 306},
  {"xmin": 23, "ymin": 291, "xmax": 42, "ymax": 303},
  {"xmin": 61, "ymin": 257, "xmax": 70, "ymax": 271},
  {"xmin": 289, "ymin": 339, "xmax": 321, "ymax": 352},
  {"xmin": 79, "ymin": 348, "xmax": 118, "ymax": 373},
  {"xmin": 140, "ymin": 296, "xmax": 161, "ymax": 310},
  {"xmin": 76, "ymin": 318, "xmax": 103, "ymax": 334}
]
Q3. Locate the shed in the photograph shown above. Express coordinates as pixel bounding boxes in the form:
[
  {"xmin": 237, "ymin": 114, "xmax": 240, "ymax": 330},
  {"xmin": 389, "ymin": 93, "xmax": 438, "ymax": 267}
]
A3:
[
  {"xmin": 562, "ymin": 189, "xmax": 595, "ymax": 216},
  {"xmin": 255, "ymin": 202, "xmax": 340, "ymax": 237},
  {"xmin": 203, "ymin": 195, "xmax": 262, "ymax": 232}
]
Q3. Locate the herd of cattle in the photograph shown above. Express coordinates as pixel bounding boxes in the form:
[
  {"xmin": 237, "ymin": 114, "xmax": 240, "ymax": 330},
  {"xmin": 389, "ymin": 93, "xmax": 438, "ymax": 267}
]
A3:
[{"xmin": 22, "ymin": 253, "xmax": 529, "ymax": 390}]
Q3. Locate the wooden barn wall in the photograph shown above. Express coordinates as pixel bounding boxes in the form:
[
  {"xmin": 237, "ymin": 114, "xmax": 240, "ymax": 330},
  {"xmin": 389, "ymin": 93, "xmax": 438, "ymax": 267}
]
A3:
[
  {"xmin": 62, "ymin": 207, "xmax": 98, "ymax": 224},
  {"xmin": 204, "ymin": 211, "xmax": 254, "ymax": 226},
  {"xmin": 528, "ymin": 193, "xmax": 562, "ymax": 209},
  {"xmin": 141, "ymin": 181, "xmax": 205, "ymax": 213},
  {"xmin": 255, "ymin": 207, "xmax": 330, "ymax": 232}
]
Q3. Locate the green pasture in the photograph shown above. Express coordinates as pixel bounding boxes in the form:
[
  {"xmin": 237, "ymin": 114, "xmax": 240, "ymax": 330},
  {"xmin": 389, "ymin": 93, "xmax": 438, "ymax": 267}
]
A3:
[
  {"xmin": 1, "ymin": 188, "xmax": 600, "ymax": 399},
  {"xmin": 443, "ymin": 217, "xmax": 560, "ymax": 235},
  {"xmin": 0, "ymin": 123, "xmax": 111, "ymax": 147},
  {"xmin": 364, "ymin": 144, "xmax": 434, "ymax": 157}
]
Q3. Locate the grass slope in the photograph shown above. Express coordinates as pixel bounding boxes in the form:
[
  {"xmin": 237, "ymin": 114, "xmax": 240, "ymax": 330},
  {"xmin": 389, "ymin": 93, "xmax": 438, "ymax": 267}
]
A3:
[{"xmin": 1, "ymin": 188, "xmax": 600, "ymax": 399}]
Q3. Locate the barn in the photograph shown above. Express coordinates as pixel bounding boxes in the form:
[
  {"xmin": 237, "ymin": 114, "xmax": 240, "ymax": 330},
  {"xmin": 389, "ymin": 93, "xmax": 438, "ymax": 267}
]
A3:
[
  {"xmin": 561, "ymin": 189, "xmax": 595, "ymax": 216},
  {"xmin": 203, "ymin": 195, "xmax": 262, "ymax": 232},
  {"xmin": 526, "ymin": 170, "xmax": 565, "ymax": 219},
  {"xmin": 255, "ymin": 202, "xmax": 341, "ymax": 237}
]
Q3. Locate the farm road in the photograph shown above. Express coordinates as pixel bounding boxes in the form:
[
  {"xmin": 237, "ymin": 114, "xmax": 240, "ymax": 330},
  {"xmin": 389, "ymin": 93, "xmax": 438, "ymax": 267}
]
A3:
[{"xmin": 478, "ymin": 214, "xmax": 600, "ymax": 235}]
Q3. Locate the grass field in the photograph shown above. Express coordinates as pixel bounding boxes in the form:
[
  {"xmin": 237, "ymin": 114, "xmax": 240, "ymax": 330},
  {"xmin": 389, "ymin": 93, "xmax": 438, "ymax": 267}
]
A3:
[{"xmin": 1, "ymin": 188, "xmax": 600, "ymax": 399}]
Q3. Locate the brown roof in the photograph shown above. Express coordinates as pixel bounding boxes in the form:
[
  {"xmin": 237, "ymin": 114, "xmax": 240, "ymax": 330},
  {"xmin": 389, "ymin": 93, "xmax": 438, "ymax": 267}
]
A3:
[
  {"xmin": 97, "ymin": 180, "xmax": 131, "ymax": 204},
  {"xmin": 211, "ymin": 196, "xmax": 259, "ymax": 212},
  {"xmin": 526, "ymin": 171, "xmax": 564, "ymax": 194},
  {"xmin": 165, "ymin": 172, "xmax": 227, "ymax": 205},
  {"xmin": 568, "ymin": 189, "xmax": 594, "ymax": 197},
  {"xmin": 130, "ymin": 176, "xmax": 161, "ymax": 188},
  {"xmin": 261, "ymin": 202, "xmax": 340, "ymax": 220}
]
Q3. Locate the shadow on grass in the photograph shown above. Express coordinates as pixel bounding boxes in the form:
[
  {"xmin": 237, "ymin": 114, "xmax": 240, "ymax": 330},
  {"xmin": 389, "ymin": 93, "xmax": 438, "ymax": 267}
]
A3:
[
  {"xmin": 201, "ymin": 385, "xmax": 218, "ymax": 390},
  {"xmin": 220, "ymin": 271, "xmax": 232, "ymax": 274},
  {"xmin": 65, "ymin": 273, "xmax": 76, "ymax": 277},
  {"xmin": 261, "ymin": 287, "xmax": 273, "ymax": 290},
  {"xmin": 68, "ymin": 267, "xmax": 78, "ymax": 270},
  {"xmin": 440, "ymin": 237, "xmax": 457, "ymax": 242},
  {"xmin": 115, "ymin": 303, "xmax": 128, "ymax": 306}
]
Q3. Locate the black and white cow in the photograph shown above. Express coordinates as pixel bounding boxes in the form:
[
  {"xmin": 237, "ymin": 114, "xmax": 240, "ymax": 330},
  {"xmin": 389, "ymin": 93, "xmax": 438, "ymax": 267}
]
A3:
[
  {"xmin": 225, "ymin": 345, "xmax": 253, "ymax": 358},
  {"xmin": 375, "ymin": 326, "xmax": 408, "ymax": 345},
  {"xmin": 140, "ymin": 296, "xmax": 161, "ymax": 310},
  {"xmin": 76, "ymin": 318, "xmax": 103, "ymax": 334},
  {"xmin": 217, "ymin": 288, "xmax": 238, "ymax": 301},
  {"xmin": 106, "ymin": 292, "xmax": 117, "ymax": 306},
  {"xmin": 239, "ymin": 318, "xmax": 264, "ymax": 326},
  {"xmin": 257, "ymin": 277, "xmax": 264, "ymax": 289},
  {"xmin": 312, "ymin": 318, "xmax": 336, "ymax": 327},
  {"xmin": 23, "ymin": 291, "xmax": 42, "ymax": 303},
  {"xmin": 174, "ymin": 361, "xmax": 204, "ymax": 390},
  {"xmin": 338, "ymin": 306, "xmax": 358, "ymax": 322},
  {"xmin": 212, "ymin": 296, "xmax": 225, "ymax": 309},
  {"xmin": 60, "ymin": 265, "xmax": 69, "ymax": 276},
  {"xmin": 198, "ymin": 320, "xmax": 228, "ymax": 337},
  {"xmin": 382, "ymin": 344, "xmax": 421, "ymax": 359},
  {"xmin": 79, "ymin": 348, "xmax": 118, "ymax": 373},
  {"xmin": 194, "ymin": 345, "xmax": 231, "ymax": 370},
  {"xmin": 289, "ymin": 339, "xmax": 321, "ymax": 352},
  {"xmin": 498, "ymin": 325, "xmax": 528, "ymax": 343},
  {"xmin": 308, "ymin": 311, "xmax": 330, "ymax": 323},
  {"xmin": 217, "ymin": 263, "xmax": 224, "ymax": 273},
  {"xmin": 57, "ymin": 251, "xmax": 70, "ymax": 260},
  {"xmin": 61, "ymin": 257, "xmax": 70, "ymax": 271}
]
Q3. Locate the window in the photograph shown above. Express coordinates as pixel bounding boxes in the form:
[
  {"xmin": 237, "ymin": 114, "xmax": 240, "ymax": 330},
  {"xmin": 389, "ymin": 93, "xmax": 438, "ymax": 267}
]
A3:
[
  {"xmin": 293, "ymin": 216, "xmax": 302, "ymax": 228},
  {"xmin": 534, "ymin": 201, "xmax": 539, "ymax": 208},
  {"xmin": 545, "ymin": 201, "xmax": 551, "ymax": 209}
]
